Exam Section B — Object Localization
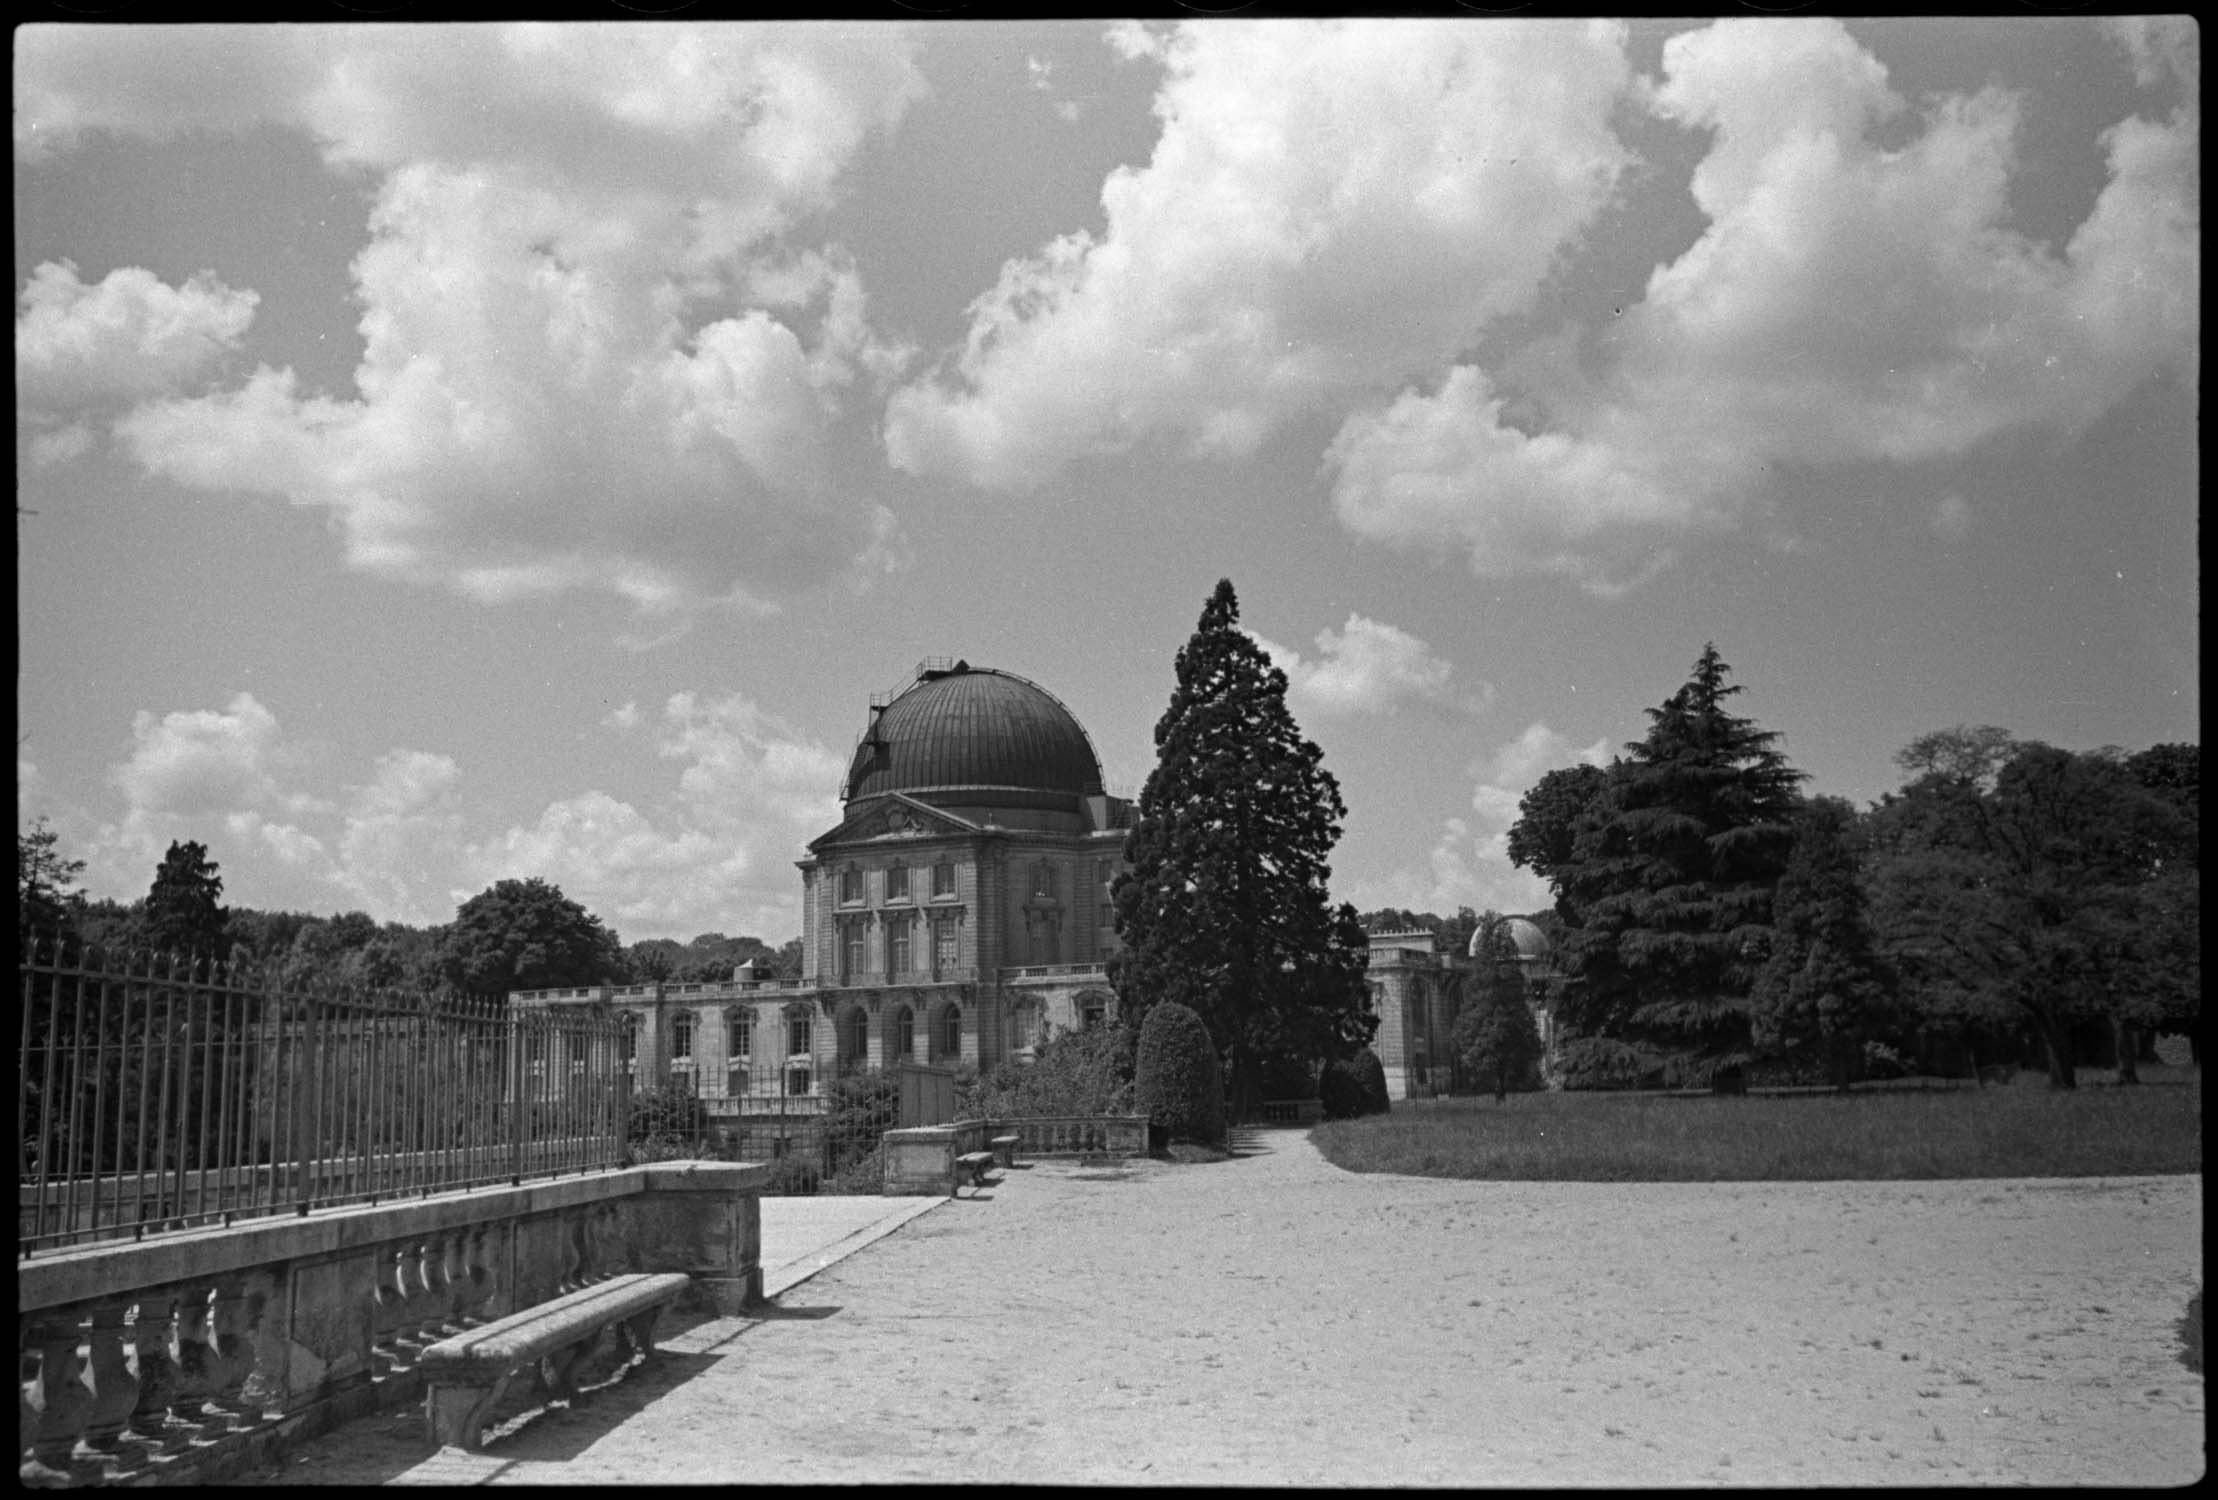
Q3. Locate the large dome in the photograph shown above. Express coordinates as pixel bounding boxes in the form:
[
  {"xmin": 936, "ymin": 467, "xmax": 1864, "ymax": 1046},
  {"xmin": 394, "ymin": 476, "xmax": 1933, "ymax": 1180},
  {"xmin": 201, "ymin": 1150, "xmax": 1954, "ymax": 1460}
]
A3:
[{"xmin": 843, "ymin": 662, "xmax": 1104, "ymax": 810}]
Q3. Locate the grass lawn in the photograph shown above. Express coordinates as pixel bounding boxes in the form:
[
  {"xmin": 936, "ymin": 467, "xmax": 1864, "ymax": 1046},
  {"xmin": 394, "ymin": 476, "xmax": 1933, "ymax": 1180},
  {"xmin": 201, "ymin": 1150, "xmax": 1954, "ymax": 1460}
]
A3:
[{"xmin": 1310, "ymin": 1065, "xmax": 2201, "ymax": 1182}]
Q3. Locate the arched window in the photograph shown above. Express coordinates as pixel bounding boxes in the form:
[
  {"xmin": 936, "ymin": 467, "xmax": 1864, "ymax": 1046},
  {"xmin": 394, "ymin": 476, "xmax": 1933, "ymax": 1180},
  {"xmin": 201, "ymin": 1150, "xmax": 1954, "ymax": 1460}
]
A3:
[
  {"xmin": 932, "ymin": 1003, "xmax": 963, "ymax": 1063},
  {"xmin": 890, "ymin": 1004, "xmax": 915, "ymax": 1060},
  {"xmin": 671, "ymin": 1010, "xmax": 694, "ymax": 1060}
]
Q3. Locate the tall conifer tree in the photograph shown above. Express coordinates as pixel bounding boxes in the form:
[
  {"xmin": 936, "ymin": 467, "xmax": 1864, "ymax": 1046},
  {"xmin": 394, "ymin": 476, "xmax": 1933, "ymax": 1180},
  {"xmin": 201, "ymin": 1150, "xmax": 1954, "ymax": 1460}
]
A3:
[
  {"xmin": 144, "ymin": 839, "xmax": 232, "ymax": 960},
  {"xmin": 1552, "ymin": 644, "xmax": 1804, "ymax": 1080},
  {"xmin": 1111, "ymin": 579, "xmax": 1377, "ymax": 1119}
]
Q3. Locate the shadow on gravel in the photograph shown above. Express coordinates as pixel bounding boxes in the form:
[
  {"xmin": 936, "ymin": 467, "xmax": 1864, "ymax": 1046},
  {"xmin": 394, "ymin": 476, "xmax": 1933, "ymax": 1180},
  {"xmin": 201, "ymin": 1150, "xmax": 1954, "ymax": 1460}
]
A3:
[{"xmin": 474, "ymin": 1349, "xmax": 724, "ymax": 1464}]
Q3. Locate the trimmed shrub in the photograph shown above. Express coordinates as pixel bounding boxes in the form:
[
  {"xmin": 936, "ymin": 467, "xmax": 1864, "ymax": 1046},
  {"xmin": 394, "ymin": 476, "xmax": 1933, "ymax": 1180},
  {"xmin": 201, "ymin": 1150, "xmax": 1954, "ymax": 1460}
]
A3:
[
  {"xmin": 1133, "ymin": 1002, "xmax": 1226, "ymax": 1146},
  {"xmin": 1351, "ymin": 1048, "xmax": 1390, "ymax": 1116},
  {"xmin": 1554, "ymin": 1036, "xmax": 1661, "ymax": 1091},
  {"xmin": 1318, "ymin": 1057, "xmax": 1365, "ymax": 1120}
]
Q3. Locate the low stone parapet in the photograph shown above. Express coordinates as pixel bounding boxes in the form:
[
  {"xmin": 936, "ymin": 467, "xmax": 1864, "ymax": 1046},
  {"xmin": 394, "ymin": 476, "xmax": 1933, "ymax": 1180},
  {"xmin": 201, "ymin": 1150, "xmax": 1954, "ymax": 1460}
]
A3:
[
  {"xmin": 880, "ymin": 1121, "xmax": 991, "ymax": 1195},
  {"xmin": 17, "ymin": 1160, "xmax": 766, "ymax": 1487},
  {"xmin": 991, "ymin": 1116, "xmax": 1151, "ymax": 1158}
]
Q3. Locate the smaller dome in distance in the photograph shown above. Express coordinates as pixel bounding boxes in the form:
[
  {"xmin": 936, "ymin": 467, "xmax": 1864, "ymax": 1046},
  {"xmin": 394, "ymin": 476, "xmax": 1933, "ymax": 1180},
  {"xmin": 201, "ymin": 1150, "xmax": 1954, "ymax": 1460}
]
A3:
[{"xmin": 1471, "ymin": 916, "xmax": 1551, "ymax": 963}]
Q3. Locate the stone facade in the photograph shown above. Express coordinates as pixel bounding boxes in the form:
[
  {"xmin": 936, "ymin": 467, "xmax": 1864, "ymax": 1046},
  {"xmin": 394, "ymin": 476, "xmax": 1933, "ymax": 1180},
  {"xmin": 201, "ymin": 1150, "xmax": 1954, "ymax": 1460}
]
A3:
[
  {"xmin": 512, "ymin": 661, "xmax": 1133, "ymax": 1117},
  {"xmin": 1365, "ymin": 921, "xmax": 1561, "ymax": 1099}
]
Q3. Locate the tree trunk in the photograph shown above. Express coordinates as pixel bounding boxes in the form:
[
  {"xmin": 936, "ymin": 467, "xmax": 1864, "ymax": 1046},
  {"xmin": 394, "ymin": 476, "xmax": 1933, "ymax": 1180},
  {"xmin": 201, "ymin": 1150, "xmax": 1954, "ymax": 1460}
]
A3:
[{"xmin": 2114, "ymin": 1016, "xmax": 2140, "ymax": 1085}]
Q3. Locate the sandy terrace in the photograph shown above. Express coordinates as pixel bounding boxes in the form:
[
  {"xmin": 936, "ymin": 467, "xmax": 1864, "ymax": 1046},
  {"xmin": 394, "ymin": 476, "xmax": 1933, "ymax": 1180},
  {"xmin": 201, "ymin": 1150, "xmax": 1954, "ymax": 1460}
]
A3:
[{"xmin": 255, "ymin": 1130, "xmax": 2202, "ymax": 1486}]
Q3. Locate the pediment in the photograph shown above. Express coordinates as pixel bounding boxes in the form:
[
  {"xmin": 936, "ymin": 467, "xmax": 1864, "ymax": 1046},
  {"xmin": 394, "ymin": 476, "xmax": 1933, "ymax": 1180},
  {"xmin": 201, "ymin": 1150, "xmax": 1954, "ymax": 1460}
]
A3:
[{"xmin": 809, "ymin": 792, "xmax": 980, "ymax": 851}]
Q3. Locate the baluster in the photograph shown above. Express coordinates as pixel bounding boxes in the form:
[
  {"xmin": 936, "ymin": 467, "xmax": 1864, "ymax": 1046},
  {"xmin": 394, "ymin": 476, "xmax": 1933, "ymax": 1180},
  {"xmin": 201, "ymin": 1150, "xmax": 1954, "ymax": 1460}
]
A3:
[
  {"xmin": 367, "ymin": 1246, "xmax": 402, "ymax": 1379},
  {"xmin": 75, "ymin": 1299, "xmax": 148, "ymax": 1474},
  {"xmin": 391, "ymin": 1242, "xmax": 435, "ymax": 1366},
  {"xmin": 205, "ymin": 1283, "xmax": 264, "ymax": 1430},
  {"xmin": 454, "ymin": 1224, "xmax": 495, "ymax": 1327},
  {"xmin": 168, "ymin": 1288, "xmax": 231, "ymax": 1440},
  {"xmin": 21, "ymin": 1315, "xmax": 94, "ymax": 1487},
  {"xmin": 126, "ymin": 1293, "xmax": 190, "ymax": 1457},
  {"xmin": 430, "ymin": 1233, "xmax": 468, "ymax": 1337},
  {"xmin": 557, "ymin": 1213, "xmax": 587, "ymax": 1294}
]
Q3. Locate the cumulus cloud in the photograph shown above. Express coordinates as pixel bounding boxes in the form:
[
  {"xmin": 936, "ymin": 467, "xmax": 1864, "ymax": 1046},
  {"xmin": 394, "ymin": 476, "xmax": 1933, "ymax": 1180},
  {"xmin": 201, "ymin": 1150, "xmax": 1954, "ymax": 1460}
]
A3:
[
  {"xmin": 17, "ymin": 261, "xmax": 258, "ymax": 406},
  {"xmin": 1353, "ymin": 722, "xmax": 1611, "ymax": 918},
  {"xmin": 52, "ymin": 685, "xmax": 844, "ymax": 937},
  {"xmin": 1250, "ymin": 615, "xmax": 1486, "ymax": 720},
  {"xmin": 25, "ymin": 24, "xmax": 927, "ymax": 619},
  {"xmin": 1329, "ymin": 17, "xmax": 2200, "ymax": 590},
  {"xmin": 464, "ymin": 691, "xmax": 845, "ymax": 938},
  {"xmin": 885, "ymin": 18, "xmax": 1633, "ymax": 490}
]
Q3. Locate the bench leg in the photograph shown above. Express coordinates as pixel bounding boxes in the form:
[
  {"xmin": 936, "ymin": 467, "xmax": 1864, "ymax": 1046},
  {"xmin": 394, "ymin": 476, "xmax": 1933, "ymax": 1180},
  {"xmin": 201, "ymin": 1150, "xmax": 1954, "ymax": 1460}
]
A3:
[
  {"xmin": 426, "ymin": 1373, "xmax": 513, "ymax": 1454},
  {"xmin": 622, "ymin": 1307, "xmax": 662, "ymax": 1362}
]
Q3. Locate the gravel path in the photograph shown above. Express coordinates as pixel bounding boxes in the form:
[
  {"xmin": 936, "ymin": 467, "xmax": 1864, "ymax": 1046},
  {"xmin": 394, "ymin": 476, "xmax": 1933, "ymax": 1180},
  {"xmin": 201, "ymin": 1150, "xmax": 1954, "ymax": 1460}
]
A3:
[{"xmin": 263, "ymin": 1130, "xmax": 2203, "ymax": 1486}]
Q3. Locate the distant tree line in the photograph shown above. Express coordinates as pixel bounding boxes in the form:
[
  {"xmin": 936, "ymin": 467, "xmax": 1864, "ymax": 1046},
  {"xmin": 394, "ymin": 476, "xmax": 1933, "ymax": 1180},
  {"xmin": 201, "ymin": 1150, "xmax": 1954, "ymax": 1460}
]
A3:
[
  {"xmin": 1502, "ymin": 645, "xmax": 2199, "ymax": 1091},
  {"xmin": 16, "ymin": 822, "xmax": 801, "ymax": 998}
]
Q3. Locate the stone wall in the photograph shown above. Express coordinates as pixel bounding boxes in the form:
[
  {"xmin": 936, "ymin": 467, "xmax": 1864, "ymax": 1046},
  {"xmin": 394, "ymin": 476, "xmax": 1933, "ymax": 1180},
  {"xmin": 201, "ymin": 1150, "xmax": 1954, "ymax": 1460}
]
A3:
[{"xmin": 18, "ymin": 1161, "xmax": 766, "ymax": 1486}]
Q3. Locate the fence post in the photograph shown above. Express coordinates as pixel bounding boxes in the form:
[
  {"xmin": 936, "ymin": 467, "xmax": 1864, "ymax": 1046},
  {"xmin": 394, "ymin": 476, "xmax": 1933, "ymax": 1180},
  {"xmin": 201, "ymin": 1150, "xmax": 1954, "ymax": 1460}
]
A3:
[{"xmin": 508, "ymin": 1008, "xmax": 524, "ymax": 1186}]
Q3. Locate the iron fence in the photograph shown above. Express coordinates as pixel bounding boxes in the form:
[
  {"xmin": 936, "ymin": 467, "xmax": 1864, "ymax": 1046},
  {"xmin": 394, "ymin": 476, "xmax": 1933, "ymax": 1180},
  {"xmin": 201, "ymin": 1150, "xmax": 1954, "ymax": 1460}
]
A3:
[{"xmin": 18, "ymin": 938, "xmax": 631, "ymax": 1256}]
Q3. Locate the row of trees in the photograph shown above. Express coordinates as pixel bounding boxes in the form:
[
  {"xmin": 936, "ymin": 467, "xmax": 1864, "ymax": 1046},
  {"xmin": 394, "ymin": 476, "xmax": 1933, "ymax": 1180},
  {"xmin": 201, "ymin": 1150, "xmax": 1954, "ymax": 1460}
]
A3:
[
  {"xmin": 18, "ymin": 824, "xmax": 799, "ymax": 998},
  {"xmin": 1507, "ymin": 646, "xmax": 2199, "ymax": 1090}
]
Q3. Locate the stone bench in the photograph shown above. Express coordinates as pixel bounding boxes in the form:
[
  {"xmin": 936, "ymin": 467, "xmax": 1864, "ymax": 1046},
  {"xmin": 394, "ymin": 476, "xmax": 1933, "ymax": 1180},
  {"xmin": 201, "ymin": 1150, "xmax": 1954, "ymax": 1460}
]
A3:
[
  {"xmin": 421, "ymin": 1272, "xmax": 691, "ymax": 1452},
  {"xmin": 953, "ymin": 1151, "xmax": 997, "ymax": 1197},
  {"xmin": 989, "ymin": 1134, "xmax": 1020, "ymax": 1168}
]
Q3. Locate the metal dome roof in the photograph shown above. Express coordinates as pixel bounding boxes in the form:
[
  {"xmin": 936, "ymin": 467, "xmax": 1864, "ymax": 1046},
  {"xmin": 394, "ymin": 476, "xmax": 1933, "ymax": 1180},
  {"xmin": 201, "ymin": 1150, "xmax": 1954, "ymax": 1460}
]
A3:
[
  {"xmin": 843, "ymin": 663, "xmax": 1104, "ymax": 805},
  {"xmin": 1472, "ymin": 916, "xmax": 1551, "ymax": 962}
]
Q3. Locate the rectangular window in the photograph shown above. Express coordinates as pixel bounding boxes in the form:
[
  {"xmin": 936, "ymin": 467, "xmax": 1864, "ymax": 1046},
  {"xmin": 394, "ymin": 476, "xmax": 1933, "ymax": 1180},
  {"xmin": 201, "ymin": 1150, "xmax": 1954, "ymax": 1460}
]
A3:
[
  {"xmin": 785, "ymin": 1067, "xmax": 811, "ymax": 1097},
  {"xmin": 889, "ymin": 919, "xmax": 911, "ymax": 976},
  {"xmin": 843, "ymin": 925, "xmax": 865, "ymax": 982},
  {"xmin": 788, "ymin": 1012, "xmax": 812, "ymax": 1057},
  {"xmin": 886, "ymin": 864, "xmax": 909, "ymax": 902},
  {"xmin": 730, "ymin": 1012, "xmax": 752, "ymax": 1058},
  {"xmin": 931, "ymin": 860, "xmax": 956, "ymax": 899},
  {"xmin": 839, "ymin": 866, "xmax": 863, "ymax": 904},
  {"xmin": 934, "ymin": 917, "xmax": 958, "ymax": 971}
]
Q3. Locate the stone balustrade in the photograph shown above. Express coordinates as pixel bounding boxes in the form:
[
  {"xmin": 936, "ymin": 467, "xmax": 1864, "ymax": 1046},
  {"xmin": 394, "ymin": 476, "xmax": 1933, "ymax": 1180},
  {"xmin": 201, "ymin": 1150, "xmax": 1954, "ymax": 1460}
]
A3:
[
  {"xmin": 993, "ymin": 1116, "xmax": 1151, "ymax": 1158},
  {"xmin": 1257, "ymin": 1099, "xmax": 1325, "ymax": 1127},
  {"xmin": 17, "ymin": 1161, "xmax": 766, "ymax": 1487}
]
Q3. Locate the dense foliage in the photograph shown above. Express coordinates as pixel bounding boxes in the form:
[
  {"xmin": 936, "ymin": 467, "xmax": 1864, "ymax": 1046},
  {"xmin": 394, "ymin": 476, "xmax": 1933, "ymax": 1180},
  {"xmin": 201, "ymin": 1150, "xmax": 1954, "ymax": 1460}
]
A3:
[
  {"xmin": 1748, "ymin": 796, "xmax": 1897, "ymax": 1090},
  {"xmin": 1535, "ymin": 644, "xmax": 1805, "ymax": 1085},
  {"xmin": 1864, "ymin": 736, "xmax": 2193, "ymax": 1088},
  {"xmin": 972, "ymin": 1022, "xmax": 1137, "ymax": 1120},
  {"xmin": 1112, "ymin": 578, "xmax": 1377, "ymax": 1119},
  {"xmin": 626, "ymin": 1085, "xmax": 713, "ymax": 1160},
  {"xmin": 1452, "ymin": 914, "xmax": 1545, "ymax": 1101},
  {"xmin": 437, "ymin": 877, "xmax": 628, "ymax": 996},
  {"xmin": 143, "ymin": 839, "xmax": 232, "ymax": 960},
  {"xmin": 1133, "ymin": 1001, "xmax": 1227, "ymax": 1145},
  {"xmin": 18, "ymin": 817, "xmax": 86, "ymax": 951}
]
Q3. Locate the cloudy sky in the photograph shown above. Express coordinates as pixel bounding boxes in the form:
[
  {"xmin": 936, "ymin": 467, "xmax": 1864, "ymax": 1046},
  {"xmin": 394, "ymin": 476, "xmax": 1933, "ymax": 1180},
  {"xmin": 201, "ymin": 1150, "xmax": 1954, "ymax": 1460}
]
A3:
[{"xmin": 15, "ymin": 17, "xmax": 2200, "ymax": 945}]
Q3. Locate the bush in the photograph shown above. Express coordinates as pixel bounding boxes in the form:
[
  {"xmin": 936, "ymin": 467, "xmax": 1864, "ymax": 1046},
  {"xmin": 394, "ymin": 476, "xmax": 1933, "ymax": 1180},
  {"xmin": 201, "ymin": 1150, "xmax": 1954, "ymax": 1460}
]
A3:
[
  {"xmin": 1554, "ymin": 1036, "xmax": 1662, "ymax": 1091},
  {"xmin": 762, "ymin": 1153, "xmax": 821, "ymax": 1196},
  {"xmin": 628, "ymin": 1085, "xmax": 712, "ymax": 1155},
  {"xmin": 1320, "ymin": 1048, "xmax": 1392, "ymax": 1119},
  {"xmin": 1352, "ymin": 1048, "xmax": 1390, "ymax": 1116},
  {"xmin": 1319, "ymin": 1057, "xmax": 1365, "ymax": 1120},
  {"xmin": 1133, "ymin": 1002, "xmax": 1226, "ymax": 1146},
  {"xmin": 822, "ymin": 1144, "xmax": 884, "ymax": 1195},
  {"xmin": 973, "ymin": 1022, "xmax": 1136, "ymax": 1120},
  {"xmin": 823, "ymin": 1069, "xmax": 900, "ymax": 1174}
]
